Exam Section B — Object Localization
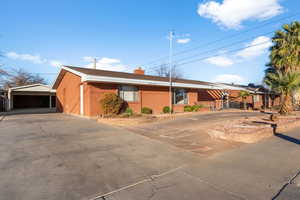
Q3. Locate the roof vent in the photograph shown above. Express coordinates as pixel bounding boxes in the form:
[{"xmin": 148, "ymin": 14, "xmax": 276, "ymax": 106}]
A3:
[{"xmin": 133, "ymin": 67, "xmax": 145, "ymax": 75}]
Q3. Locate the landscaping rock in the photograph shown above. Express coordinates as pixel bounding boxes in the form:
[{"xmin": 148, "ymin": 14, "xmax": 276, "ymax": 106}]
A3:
[{"xmin": 207, "ymin": 114, "xmax": 300, "ymax": 143}]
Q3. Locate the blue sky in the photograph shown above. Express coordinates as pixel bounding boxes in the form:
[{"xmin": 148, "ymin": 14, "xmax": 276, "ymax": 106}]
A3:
[{"xmin": 1, "ymin": 0, "xmax": 299, "ymax": 85}]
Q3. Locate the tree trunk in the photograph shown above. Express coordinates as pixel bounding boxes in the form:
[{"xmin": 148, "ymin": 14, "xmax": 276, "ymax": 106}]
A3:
[{"xmin": 279, "ymin": 93, "xmax": 293, "ymax": 115}]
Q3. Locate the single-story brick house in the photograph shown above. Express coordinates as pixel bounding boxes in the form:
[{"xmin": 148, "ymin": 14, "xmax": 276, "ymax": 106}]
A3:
[{"xmin": 53, "ymin": 66, "xmax": 248, "ymax": 117}]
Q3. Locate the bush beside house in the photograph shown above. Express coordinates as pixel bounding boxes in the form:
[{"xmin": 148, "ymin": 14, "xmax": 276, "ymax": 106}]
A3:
[
  {"xmin": 141, "ymin": 107, "xmax": 152, "ymax": 114},
  {"xmin": 100, "ymin": 93, "xmax": 124, "ymax": 115},
  {"xmin": 163, "ymin": 106, "xmax": 172, "ymax": 113},
  {"xmin": 184, "ymin": 104, "xmax": 205, "ymax": 112},
  {"xmin": 184, "ymin": 105, "xmax": 193, "ymax": 112},
  {"xmin": 192, "ymin": 104, "xmax": 204, "ymax": 111},
  {"xmin": 125, "ymin": 107, "xmax": 133, "ymax": 116}
]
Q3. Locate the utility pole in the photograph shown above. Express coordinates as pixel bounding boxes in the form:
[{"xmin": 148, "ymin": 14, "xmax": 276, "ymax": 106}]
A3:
[
  {"xmin": 93, "ymin": 58, "xmax": 97, "ymax": 69},
  {"xmin": 169, "ymin": 31, "xmax": 174, "ymax": 114}
]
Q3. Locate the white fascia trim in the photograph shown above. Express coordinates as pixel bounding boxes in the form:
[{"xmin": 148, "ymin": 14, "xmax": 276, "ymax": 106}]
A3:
[
  {"xmin": 12, "ymin": 84, "xmax": 55, "ymax": 93},
  {"xmin": 52, "ymin": 66, "xmax": 86, "ymax": 89},
  {"xmin": 61, "ymin": 66, "xmax": 85, "ymax": 77},
  {"xmin": 82, "ymin": 75, "xmax": 220, "ymax": 90},
  {"xmin": 10, "ymin": 83, "xmax": 43, "ymax": 90},
  {"xmin": 213, "ymin": 84, "xmax": 251, "ymax": 91},
  {"xmin": 51, "ymin": 68, "xmax": 64, "ymax": 89}
]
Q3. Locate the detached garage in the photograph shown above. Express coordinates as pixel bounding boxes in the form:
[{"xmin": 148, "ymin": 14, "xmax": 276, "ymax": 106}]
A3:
[{"xmin": 8, "ymin": 84, "xmax": 56, "ymax": 111}]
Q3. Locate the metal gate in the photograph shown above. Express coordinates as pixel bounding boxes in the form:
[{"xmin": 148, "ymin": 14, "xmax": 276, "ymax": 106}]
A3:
[{"xmin": 222, "ymin": 93, "xmax": 241, "ymax": 109}]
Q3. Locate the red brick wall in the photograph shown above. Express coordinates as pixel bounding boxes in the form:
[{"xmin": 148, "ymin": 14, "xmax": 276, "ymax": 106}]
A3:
[
  {"xmin": 228, "ymin": 90, "xmax": 253, "ymax": 103},
  {"xmin": 84, "ymin": 82, "xmax": 118, "ymax": 116},
  {"xmin": 56, "ymin": 71, "xmax": 81, "ymax": 115},
  {"xmin": 198, "ymin": 89, "xmax": 223, "ymax": 110},
  {"xmin": 82, "ymin": 83, "xmax": 200, "ymax": 116},
  {"xmin": 139, "ymin": 85, "xmax": 169, "ymax": 114},
  {"xmin": 228, "ymin": 90, "xmax": 269, "ymax": 109}
]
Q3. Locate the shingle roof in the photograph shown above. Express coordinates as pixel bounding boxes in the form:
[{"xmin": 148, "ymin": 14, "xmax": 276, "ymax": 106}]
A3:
[
  {"xmin": 65, "ymin": 66, "xmax": 215, "ymax": 86},
  {"xmin": 53, "ymin": 66, "xmax": 253, "ymax": 91}
]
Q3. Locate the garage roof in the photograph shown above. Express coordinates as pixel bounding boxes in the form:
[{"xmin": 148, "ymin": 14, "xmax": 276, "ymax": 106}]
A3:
[{"xmin": 9, "ymin": 84, "xmax": 56, "ymax": 93}]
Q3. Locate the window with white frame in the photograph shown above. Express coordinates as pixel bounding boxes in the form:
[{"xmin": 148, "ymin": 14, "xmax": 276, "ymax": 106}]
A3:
[
  {"xmin": 173, "ymin": 88, "xmax": 188, "ymax": 104},
  {"xmin": 119, "ymin": 85, "xmax": 139, "ymax": 102}
]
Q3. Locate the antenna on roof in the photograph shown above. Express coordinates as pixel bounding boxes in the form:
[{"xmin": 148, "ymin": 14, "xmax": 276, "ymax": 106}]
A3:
[{"xmin": 93, "ymin": 58, "xmax": 97, "ymax": 69}]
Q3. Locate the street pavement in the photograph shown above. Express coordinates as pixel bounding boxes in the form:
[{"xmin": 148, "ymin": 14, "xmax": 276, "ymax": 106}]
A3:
[{"xmin": 0, "ymin": 112, "xmax": 299, "ymax": 200}]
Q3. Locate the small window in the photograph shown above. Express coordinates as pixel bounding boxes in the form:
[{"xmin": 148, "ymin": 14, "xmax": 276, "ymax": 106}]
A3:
[
  {"xmin": 119, "ymin": 85, "xmax": 139, "ymax": 102},
  {"xmin": 173, "ymin": 88, "xmax": 188, "ymax": 104}
]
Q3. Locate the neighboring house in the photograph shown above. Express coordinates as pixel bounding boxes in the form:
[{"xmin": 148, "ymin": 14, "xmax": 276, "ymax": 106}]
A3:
[
  {"xmin": 52, "ymin": 66, "xmax": 247, "ymax": 117},
  {"xmin": 220, "ymin": 83, "xmax": 281, "ymax": 110},
  {"xmin": 197, "ymin": 88, "xmax": 227, "ymax": 110},
  {"xmin": 7, "ymin": 84, "xmax": 56, "ymax": 111}
]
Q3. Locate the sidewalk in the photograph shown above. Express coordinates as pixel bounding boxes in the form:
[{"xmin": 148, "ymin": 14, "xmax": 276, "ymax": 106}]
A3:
[{"xmin": 103, "ymin": 127, "xmax": 300, "ymax": 200}]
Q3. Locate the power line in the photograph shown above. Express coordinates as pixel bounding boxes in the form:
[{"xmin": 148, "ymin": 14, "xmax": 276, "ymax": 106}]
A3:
[
  {"xmin": 176, "ymin": 40, "xmax": 272, "ymax": 67},
  {"xmin": 146, "ymin": 40, "xmax": 273, "ymax": 76},
  {"xmin": 147, "ymin": 30, "xmax": 275, "ymax": 71},
  {"xmin": 173, "ymin": 34, "xmax": 300, "ymax": 68},
  {"xmin": 140, "ymin": 12, "xmax": 300, "ymax": 68}
]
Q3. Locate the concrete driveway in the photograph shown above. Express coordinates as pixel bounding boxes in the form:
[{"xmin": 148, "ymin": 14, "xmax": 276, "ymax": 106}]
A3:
[
  {"xmin": 0, "ymin": 113, "xmax": 299, "ymax": 200},
  {"xmin": 126, "ymin": 111, "xmax": 265, "ymax": 155}
]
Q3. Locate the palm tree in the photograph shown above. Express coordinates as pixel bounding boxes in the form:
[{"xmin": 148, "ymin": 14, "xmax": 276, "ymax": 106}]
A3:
[
  {"xmin": 238, "ymin": 91, "xmax": 251, "ymax": 110},
  {"xmin": 266, "ymin": 21, "xmax": 300, "ymax": 73},
  {"xmin": 264, "ymin": 71, "xmax": 300, "ymax": 115}
]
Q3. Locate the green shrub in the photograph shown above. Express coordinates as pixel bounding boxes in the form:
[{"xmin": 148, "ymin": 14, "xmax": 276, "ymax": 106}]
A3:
[
  {"xmin": 141, "ymin": 107, "xmax": 152, "ymax": 114},
  {"xmin": 125, "ymin": 107, "xmax": 133, "ymax": 116},
  {"xmin": 192, "ymin": 104, "xmax": 203, "ymax": 112},
  {"xmin": 163, "ymin": 106, "xmax": 172, "ymax": 113},
  {"xmin": 184, "ymin": 105, "xmax": 193, "ymax": 112},
  {"xmin": 100, "ymin": 93, "xmax": 124, "ymax": 115}
]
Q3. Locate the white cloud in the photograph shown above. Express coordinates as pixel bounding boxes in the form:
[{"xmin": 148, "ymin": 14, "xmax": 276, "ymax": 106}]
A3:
[
  {"xmin": 49, "ymin": 60, "xmax": 63, "ymax": 67},
  {"xmin": 84, "ymin": 57, "xmax": 127, "ymax": 72},
  {"xmin": 82, "ymin": 56, "xmax": 94, "ymax": 62},
  {"xmin": 236, "ymin": 36, "xmax": 272, "ymax": 58},
  {"xmin": 205, "ymin": 55, "xmax": 234, "ymax": 67},
  {"xmin": 6, "ymin": 51, "xmax": 63, "ymax": 67},
  {"xmin": 6, "ymin": 52, "xmax": 46, "ymax": 64},
  {"xmin": 177, "ymin": 38, "xmax": 191, "ymax": 44},
  {"xmin": 213, "ymin": 74, "xmax": 245, "ymax": 84},
  {"xmin": 197, "ymin": 0, "xmax": 283, "ymax": 29}
]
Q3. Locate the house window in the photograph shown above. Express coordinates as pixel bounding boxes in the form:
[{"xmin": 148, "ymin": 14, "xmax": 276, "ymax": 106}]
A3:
[
  {"xmin": 253, "ymin": 95, "xmax": 260, "ymax": 103},
  {"xmin": 173, "ymin": 88, "xmax": 188, "ymax": 104},
  {"xmin": 119, "ymin": 85, "xmax": 139, "ymax": 102}
]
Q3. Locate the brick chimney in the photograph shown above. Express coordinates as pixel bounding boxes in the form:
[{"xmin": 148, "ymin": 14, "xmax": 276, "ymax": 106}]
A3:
[{"xmin": 133, "ymin": 67, "xmax": 145, "ymax": 75}]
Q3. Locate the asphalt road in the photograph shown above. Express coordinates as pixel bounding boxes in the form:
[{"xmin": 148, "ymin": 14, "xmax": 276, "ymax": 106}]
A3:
[{"xmin": 0, "ymin": 112, "xmax": 299, "ymax": 200}]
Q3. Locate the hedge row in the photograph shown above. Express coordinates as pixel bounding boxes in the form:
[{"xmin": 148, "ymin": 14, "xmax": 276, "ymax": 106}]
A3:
[{"xmin": 100, "ymin": 93, "xmax": 204, "ymax": 115}]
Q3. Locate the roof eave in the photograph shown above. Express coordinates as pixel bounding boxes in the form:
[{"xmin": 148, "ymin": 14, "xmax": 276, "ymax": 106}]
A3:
[{"xmin": 83, "ymin": 75, "xmax": 218, "ymax": 90}]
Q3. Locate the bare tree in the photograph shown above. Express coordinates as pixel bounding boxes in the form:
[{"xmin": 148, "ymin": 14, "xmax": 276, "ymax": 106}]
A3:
[
  {"xmin": 0, "ymin": 65, "xmax": 8, "ymax": 89},
  {"xmin": 151, "ymin": 64, "xmax": 183, "ymax": 79},
  {"xmin": 1, "ymin": 68, "xmax": 47, "ymax": 89}
]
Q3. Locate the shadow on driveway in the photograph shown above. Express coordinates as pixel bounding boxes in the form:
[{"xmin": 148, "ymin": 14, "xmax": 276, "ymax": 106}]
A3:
[{"xmin": 274, "ymin": 133, "xmax": 300, "ymax": 145}]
